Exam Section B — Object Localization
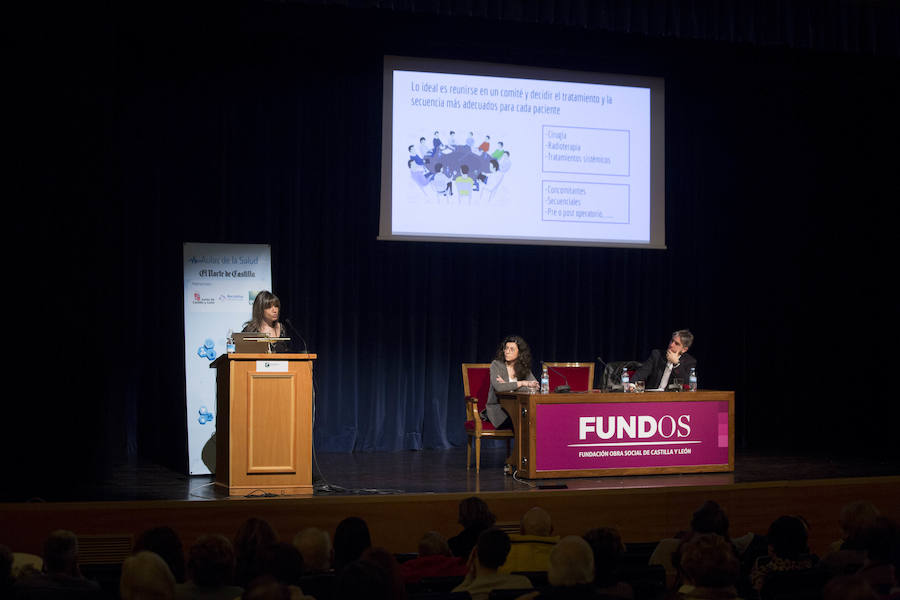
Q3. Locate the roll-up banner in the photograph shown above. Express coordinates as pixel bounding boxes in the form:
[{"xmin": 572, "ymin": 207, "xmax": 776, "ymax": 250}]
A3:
[{"xmin": 183, "ymin": 243, "xmax": 273, "ymax": 475}]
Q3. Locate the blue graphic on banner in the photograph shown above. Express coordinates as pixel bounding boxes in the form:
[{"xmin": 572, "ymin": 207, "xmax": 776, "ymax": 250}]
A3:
[
  {"xmin": 197, "ymin": 338, "xmax": 217, "ymax": 360},
  {"xmin": 198, "ymin": 406, "xmax": 214, "ymax": 425}
]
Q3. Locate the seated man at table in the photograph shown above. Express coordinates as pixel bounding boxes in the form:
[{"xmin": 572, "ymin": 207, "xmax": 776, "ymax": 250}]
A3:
[{"xmin": 632, "ymin": 329, "xmax": 697, "ymax": 391}]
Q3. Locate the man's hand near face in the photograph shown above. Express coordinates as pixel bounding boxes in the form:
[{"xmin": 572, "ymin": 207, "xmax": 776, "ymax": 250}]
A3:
[{"xmin": 666, "ymin": 348, "xmax": 682, "ymax": 365}]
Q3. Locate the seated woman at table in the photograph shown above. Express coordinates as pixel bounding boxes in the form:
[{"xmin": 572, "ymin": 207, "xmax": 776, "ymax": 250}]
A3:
[
  {"xmin": 242, "ymin": 290, "xmax": 292, "ymax": 353},
  {"xmin": 485, "ymin": 335, "xmax": 539, "ymax": 430}
]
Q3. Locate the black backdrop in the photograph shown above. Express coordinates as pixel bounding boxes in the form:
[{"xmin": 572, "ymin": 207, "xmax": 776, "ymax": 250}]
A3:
[{"xmin": 11, "ymin": 1, "xmax": 900, "ymax": 498}]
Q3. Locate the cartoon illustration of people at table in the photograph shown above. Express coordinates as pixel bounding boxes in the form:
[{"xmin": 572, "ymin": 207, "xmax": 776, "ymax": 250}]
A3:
[{"xmin": 406, "ymin": 130, "xmax": 510, "ymax": 203}]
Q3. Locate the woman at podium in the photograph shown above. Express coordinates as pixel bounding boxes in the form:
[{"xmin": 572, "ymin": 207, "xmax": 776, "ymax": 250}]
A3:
[
  {"xmin": 242, "ymin": 290, "xmax": 292, "ymax": 353},
  {"xmin": 485, "ymin": 335, "xmax": 539, "ymax": 429}
]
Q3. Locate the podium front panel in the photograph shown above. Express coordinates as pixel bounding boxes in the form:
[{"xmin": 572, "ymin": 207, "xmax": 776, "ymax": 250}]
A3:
[
  {"xmin": 213, "ymin": 354, "xmax": 315, "ymax": 495},
  {"xmin": 247, "ymin": 374, "xmax": 297, "ymax": 474}
]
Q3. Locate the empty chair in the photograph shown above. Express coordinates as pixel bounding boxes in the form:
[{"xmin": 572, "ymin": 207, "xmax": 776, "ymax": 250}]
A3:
[
  {"xmin": 462, "ymin": 363, "xmax": 513, "ymax": 472},
  {"xmin": 541, "ymin": 362, "xmax": 596, "ymax": 393}
]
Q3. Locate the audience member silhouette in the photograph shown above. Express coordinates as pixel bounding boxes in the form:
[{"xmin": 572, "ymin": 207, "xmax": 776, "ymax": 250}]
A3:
[
  {"xmin": 0, "ymin": 544, "xmax": 13, "ymax": 599},
  {"xmin": 256, "ymin": 543, "xmax": 305, "ymax": 588},
  {"xmin": 120, "ymin": 550, "xmax": 176, "ymax": 600},
  {"xmin": 523, "ymin": 535, "xmax": 600, "ymax": 599},
  {"xmin": 750, "ymin": 515, "xmax": 814, "ymax": 591},
  {"xmin": 448, "ymin": 496, "xmax": 496, "ymax": 559},
  {"xmin": 397, "ymin": 531, "xmax": 466, "ymax": 583},
  {"xmin": 361, "ymin": 547, "xmax": 406, "ymax": 600},
  {"xmin": 134, "ymin": 526, "xmax": 187, "ymax": 584},
  {"xmin": 333, "ymin": 517, "xmax": 371, "ymax": 572},
  {"xmin": 241, "ymin": 575, "xmax": 311, "ymax": 600},
  {"xmin": 176, "ymin": 534, "xmax": 243, "ymax": 600},
  {"xmin": 451, "ymin": 528, "xmax": 532, "ymax": 600},
  {"xmin": 675, "ymin": 533, "xmax": 741, "ymax": 600},
  {"xmin": 292, "ymin": 528, "xmax": 332, "ymax": 574},
  {"xmin": 13, "ymin": 529, "xmax": 102, "ymax": 599},
  {"xmin": 829, "ymin": 501, "xmax": 881, "ymax": 555},
  {"xmin": 500, "ymin": 507, "xmax": 559, "ymax": 574},
  {"xmin": 824, "ymin": 500, "xmax": 881, "ymax": 575},
  {"xmin": 856, "ymin": 517, "xmax": 899, "ymax": 598},
  {"xmin": 334, "ymin": 558, "xmax": 391, "ymax": 600},
  {"xmin": 650, "ymin": 500, "xmax": 734, "ymax": 587},
  {"xmin": 823, "ymin": 574, "xmax": 880, "ymax": 600},
  {"xmin": 234, "ymin": 518, "xmax": 279, "ymax": 589},
  {"xmin": 583, "ymin": 527, "xmax": 634, "ymax": 599}
]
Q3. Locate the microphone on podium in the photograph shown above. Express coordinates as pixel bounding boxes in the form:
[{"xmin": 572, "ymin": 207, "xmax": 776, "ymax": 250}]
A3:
[
  {"xmin": 546, "ymin": 365, "xmax": 571, "ymax": 393},
  {"xmin": 283, "ymin": 318, "xmax": 309, "ymax": 354}
]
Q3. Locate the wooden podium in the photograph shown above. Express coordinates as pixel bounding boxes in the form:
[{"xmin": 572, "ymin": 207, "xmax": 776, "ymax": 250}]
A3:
[{"xmin": 210, "ymin": 353, "xmax": 316, "ymax": 496}]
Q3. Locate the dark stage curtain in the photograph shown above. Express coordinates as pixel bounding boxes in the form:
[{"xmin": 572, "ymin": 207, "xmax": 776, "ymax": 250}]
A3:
[
  {"xmin": 11, "ymin": 1, "xmax": 899, "ymax": 496},
  {"xmin": 286, "ymin": 0, "xmax": 900, "ymax": 58}
]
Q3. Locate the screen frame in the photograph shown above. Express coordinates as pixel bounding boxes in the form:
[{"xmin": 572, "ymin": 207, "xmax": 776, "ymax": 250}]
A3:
[{"xmin": 379, "ymin": 55, "xmax": 666, "ymax": 249}]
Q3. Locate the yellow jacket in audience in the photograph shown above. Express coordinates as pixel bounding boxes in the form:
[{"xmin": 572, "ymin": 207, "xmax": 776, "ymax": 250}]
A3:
[{"xmin": 499, "ymin": 534, "xmax": 560, "ymax": 573}]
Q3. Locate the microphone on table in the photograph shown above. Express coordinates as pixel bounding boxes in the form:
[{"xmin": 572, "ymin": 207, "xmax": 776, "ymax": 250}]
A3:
[
  {"xmin": 546, "ymin": 365, "xmax": 571, "ymax": 393},
  {"xmin": 283, "ymin": 318, "xmax": 309, "ymax": 354}
]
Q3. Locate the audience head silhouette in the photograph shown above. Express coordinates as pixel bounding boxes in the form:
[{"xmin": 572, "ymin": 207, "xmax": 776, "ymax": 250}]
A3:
[
  {"xmin": 418, "ymin": 531, "xmax": 452, "ymax": 557},
  {"xmin": 458, "ymin": 497, "xmax": 496, "ymax": 529},
  {"xmin": 767, "ymin": 515, "xmax": 809, "ymax": 560},
  {"xmin": 583, "ymin": 527, "xmax": 626, "ymax": 583},
  {"xmin": 691, "ymin": 500, "xmax": 730, "ymax": 537},
  {"xmin": 292, "ymin": 527, "xmax": 332, "ymax": 572},
  {"xmin": 548, "ymin": 535, "xmax": 594, "ymax": 587},
  {"xmin": 679, "ymin": 533, "xmax": 739, "ymax": 589},
  {"xmin": 333, "ymin": 517, "xmax": 371, "ymax": 571},
  {"xmin": 186, "ymin": 534, "xmax": 236, "ymax": 587},
  {"xmin": 335, "ymin": 558, "xmax": 391, "ymax": 600},
  {"xmin": 839, "ymin": 501, "xmax": 880, "ymax": 545},
  {"xmin": 257, "ymin": 542, "xmax": 304, "ymax": 586},
  {"xmin": 134, "ymin": 526, "xmax": 185, "ymax": 583},
  {"xmin": 476, "ymin": 528, "xmax": 512, "ymax": 570},
  {"xmin": 42, "ymin": 530, "xmax": 79, "ymax": 576},
  {"xmin": 234, "ymin": 517, "xmax": 279, "ymax": 587},
  {"xmin": 120, "ymin": 550, "xmax": 176, "ymax": 600},
  {"xmin": 521, "ymin": 507, "xmax": 553, "ymax": 536}
]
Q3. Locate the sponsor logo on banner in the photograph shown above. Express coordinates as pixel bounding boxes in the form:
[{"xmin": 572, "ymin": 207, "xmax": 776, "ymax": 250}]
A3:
[
  {"xmin": 535, "ymin": 400, "xmax": 729, "ymax": 471},
  {"xmin": 192, "ymin": 292, "xmax": 216, "ymax": 305}
]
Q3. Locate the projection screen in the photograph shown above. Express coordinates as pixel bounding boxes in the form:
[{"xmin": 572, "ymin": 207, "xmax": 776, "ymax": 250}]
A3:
[{"xmin": 379, "ymin": 55, "xmax": 666, "ymax": 248}]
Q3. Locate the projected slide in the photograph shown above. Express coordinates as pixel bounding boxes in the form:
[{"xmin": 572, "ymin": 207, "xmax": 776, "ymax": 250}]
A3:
[{"xmin": 382, "ymin": 58, "xmax": 663, "ymax": 247}]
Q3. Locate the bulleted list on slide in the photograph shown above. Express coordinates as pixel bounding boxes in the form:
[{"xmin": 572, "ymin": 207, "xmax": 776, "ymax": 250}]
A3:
[
  {"xmin": 543, "ymin": 181, "xmax": 629, "ymax": 224},
  {"xmin": 541, "ymin": 125, "xmax": 631, "ymax": 225}
]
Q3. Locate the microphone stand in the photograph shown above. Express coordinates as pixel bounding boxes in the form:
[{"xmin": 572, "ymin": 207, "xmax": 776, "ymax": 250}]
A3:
[{"xmin": 545, "ymin": 365, "xmax": 571, "ymax": 393}]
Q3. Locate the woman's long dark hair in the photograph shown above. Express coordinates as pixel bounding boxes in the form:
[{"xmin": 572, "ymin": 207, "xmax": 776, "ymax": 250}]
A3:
[
  {"xmin": 244, "ymin": 290, "xmax": 280, "ymax": 332},
  {"xmin": 494, "ymin": 335, "xmax": 533, "ymax": 381}
]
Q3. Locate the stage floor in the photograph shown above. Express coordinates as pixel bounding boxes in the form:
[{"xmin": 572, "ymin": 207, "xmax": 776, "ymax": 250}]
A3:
[{"xmin": 42, "ymin": 447, "xmax": 900, "ymax": 503}]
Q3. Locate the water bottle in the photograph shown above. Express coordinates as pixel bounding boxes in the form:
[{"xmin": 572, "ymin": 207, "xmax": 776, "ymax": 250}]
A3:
[
  {"xmin": 226, "ymin": 329, "xmax": 236, "ymax": 354},
  {"xmin": 688, "ymin": 367, "xmax": 698, "ymax": 391},
  {"xmin": 621, "ymin": 367, "xmax": 630, "ymax": 391},
  {"xmin": 540, "ymin": 366, "xmax": 550, "ymax": 394}
]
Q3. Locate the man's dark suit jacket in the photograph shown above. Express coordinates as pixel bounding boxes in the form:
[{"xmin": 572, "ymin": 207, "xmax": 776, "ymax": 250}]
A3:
[{"xmin": 632, "ymin": 349, "xmax": 697, "ymax": 390}]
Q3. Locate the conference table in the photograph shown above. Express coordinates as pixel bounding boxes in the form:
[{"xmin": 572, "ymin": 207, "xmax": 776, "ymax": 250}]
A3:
[{"xmin": 497, "ymin": 390, "xmax": 734, "ymax": 479}]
